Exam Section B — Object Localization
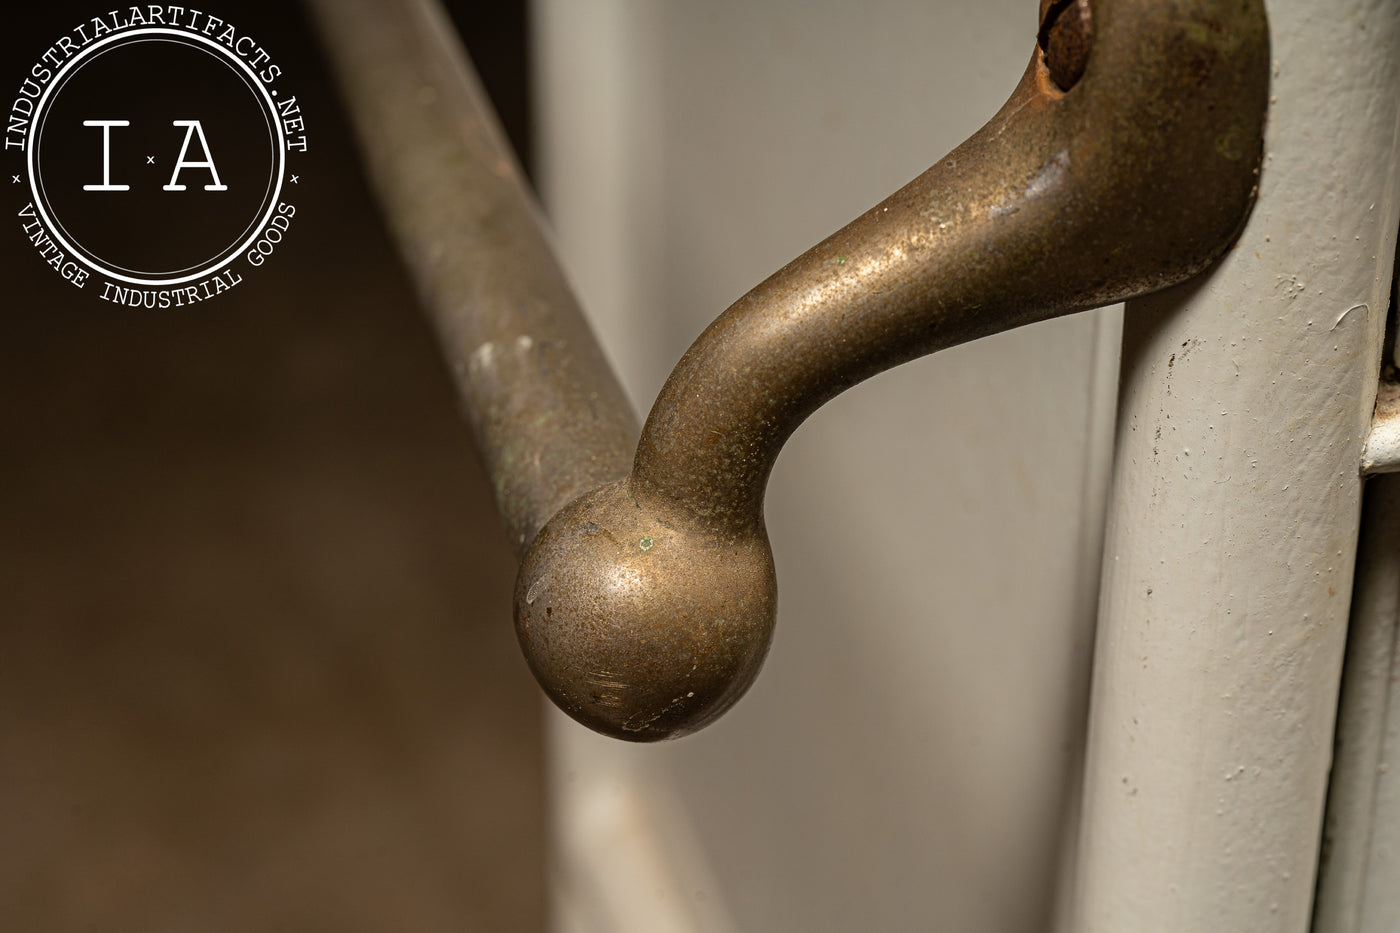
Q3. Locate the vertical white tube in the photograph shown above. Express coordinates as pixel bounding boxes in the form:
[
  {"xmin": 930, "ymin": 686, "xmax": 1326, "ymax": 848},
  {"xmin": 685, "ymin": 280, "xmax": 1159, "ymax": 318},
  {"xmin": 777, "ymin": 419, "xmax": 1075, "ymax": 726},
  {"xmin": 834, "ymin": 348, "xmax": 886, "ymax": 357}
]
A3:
[
  {"xmin": 1072, "ymin": 2, "xmax": 1400, "ymax": 929},
  {"xmin": 1313, "ymin": 475, "xmax": 1400, "ymax": 932}
]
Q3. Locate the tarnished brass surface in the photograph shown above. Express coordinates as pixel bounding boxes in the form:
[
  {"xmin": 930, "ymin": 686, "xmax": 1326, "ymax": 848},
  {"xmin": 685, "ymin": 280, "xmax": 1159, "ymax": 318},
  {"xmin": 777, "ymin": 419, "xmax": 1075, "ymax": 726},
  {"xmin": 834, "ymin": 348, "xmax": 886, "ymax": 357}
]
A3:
[
  {"xmin": 314, "ymin": 0, "xmax": 1268, "ymax": 741},
  {"xmin": 308, "ymin": 0, "xmax": 637, "ymax": 558}
]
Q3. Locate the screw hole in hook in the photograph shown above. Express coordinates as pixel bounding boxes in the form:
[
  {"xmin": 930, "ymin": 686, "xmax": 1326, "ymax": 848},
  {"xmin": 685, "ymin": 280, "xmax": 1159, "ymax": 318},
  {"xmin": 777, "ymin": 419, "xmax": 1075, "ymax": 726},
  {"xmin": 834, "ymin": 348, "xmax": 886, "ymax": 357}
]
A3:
[{"xmin": 1039, "ymin": 0, "xmax": 1093, "ymax": 92}]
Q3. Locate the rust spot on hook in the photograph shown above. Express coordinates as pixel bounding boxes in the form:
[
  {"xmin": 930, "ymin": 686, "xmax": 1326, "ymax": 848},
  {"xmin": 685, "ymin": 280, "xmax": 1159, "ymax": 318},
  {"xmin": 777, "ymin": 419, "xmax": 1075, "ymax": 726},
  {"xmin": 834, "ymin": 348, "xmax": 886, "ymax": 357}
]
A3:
[{"xmin": 1039, "ymin": 0, "xmax": 1093, "ymax": 92}]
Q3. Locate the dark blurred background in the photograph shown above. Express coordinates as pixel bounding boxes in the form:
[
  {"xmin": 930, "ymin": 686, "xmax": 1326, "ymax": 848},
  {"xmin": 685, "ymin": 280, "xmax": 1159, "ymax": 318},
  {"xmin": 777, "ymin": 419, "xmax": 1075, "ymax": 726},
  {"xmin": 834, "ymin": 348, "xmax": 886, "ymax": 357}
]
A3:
[{"xmin": 0, "ymin": 2, "xmax": 545, "ymax": 929}]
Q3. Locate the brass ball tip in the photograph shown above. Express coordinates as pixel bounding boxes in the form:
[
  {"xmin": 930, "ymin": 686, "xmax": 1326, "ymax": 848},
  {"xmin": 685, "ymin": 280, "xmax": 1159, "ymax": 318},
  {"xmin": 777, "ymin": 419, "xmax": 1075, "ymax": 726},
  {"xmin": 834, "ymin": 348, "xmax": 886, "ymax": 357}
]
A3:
[{"xmin": 514, "ymin": 479, "xmax": 777, "ymax": 741}]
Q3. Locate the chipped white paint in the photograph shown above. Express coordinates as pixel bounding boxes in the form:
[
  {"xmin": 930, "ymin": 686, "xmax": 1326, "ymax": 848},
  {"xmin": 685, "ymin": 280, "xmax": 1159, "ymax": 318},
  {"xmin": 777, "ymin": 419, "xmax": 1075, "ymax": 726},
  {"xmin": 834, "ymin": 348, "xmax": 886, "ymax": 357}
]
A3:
[
  {"xmin": 1361, "ymin": 381, "xmax": 1400, "ymax": 474},
  {"xmin": 468, "ymin": 339, "xmax": 496, "ymax": 373},
  {"xmin": 469, "ymin": 335, "xmax": 538, "ymax": 379},
  {"xmin": 1071, "ymin": 1, "xmax": 1400, "ymax": 929}
]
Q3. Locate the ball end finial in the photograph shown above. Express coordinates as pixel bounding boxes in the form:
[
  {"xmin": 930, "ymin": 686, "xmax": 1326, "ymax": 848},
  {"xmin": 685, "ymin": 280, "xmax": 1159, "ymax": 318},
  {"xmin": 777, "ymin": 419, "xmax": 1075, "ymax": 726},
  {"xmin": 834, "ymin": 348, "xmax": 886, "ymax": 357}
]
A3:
[{"xmin": 514, "ymin": 479, "xmax": 776, "ymax": 741}]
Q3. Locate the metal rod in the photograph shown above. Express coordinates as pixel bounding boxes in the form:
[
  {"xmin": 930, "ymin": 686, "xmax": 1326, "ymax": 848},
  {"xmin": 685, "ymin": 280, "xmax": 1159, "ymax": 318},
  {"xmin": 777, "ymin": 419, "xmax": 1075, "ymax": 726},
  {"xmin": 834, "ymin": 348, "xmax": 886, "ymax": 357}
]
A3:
[
  {"xmin": 305, "ymin": 0, "xmax": 638, "ymax": 558},
  {"xmin": 1362, "ymin": 381, "xmax": 1400, "ymax": 474}
]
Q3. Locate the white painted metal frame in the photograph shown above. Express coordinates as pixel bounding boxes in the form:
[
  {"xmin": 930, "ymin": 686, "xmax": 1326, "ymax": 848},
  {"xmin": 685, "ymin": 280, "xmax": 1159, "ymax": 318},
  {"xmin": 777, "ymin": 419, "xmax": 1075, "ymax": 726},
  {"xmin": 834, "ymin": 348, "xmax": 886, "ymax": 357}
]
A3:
[
  {"xmin": 1314, "ymin": 475, "xmax": 1400, "ymax": 932},
  {"xmin": 1072, "ymin": 2, "xmax": 1400, "ymax": 928}
]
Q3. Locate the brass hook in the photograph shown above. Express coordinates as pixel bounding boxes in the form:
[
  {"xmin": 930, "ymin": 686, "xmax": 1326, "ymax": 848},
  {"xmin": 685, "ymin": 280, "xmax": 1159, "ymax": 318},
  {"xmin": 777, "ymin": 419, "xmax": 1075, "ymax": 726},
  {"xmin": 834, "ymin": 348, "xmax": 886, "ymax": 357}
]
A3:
[
  {"xmin": 312, "ymin": 0, "xmax": 1267, "ymax": 742},
  {"xmin": 515, "ymin": 0, "xmax": 1268, "ymax": 740}
]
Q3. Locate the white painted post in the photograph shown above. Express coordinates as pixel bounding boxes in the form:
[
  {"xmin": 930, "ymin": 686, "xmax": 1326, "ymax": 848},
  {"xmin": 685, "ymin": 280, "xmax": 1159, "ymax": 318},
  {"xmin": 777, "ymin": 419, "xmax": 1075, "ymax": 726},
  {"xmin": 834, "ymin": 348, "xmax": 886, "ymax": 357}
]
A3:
[
  {"xmin": 1070, "ymin": 2, "xmax": 1400, "ymax": 929},
  {"xmin": 1314, "ymin": 476, "xmax": 1400, "ymax": 932}
]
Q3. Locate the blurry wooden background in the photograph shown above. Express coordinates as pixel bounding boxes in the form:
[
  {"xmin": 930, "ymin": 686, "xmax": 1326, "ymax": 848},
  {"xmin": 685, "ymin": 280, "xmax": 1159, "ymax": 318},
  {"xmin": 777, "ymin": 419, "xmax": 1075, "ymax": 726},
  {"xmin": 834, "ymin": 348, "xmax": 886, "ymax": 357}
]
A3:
[{"xmin": 0, "ymin": 2, "xmax": 545, "ymax": 929}]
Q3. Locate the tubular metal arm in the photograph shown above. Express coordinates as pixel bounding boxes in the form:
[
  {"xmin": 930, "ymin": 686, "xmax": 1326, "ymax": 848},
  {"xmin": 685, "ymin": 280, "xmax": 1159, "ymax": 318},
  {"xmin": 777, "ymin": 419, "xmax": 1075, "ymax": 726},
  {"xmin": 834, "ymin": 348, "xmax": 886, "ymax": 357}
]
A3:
[{"xmin": 310, "ymin": 0, "xmax": 1268, "ymax": 741}]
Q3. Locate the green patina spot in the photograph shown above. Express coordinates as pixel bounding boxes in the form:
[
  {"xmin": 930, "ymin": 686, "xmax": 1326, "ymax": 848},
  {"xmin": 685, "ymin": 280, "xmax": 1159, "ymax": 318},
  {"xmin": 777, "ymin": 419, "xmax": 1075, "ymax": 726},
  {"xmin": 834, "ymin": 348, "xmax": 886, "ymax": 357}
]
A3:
[
  {"xmin": 835, "ymin": 255, "xmax": 846, "ymax": 265},
  {"xmin": 1184, "ymin": 22, "xmax": 1212, "ymax": 44},
  {"xmin": 638, "ymin": 536, "xmax": 654, "ymax": 551},
  {"xmin": 1214, "ymin": 116, "xmax": 1254, "ymax": 162}
]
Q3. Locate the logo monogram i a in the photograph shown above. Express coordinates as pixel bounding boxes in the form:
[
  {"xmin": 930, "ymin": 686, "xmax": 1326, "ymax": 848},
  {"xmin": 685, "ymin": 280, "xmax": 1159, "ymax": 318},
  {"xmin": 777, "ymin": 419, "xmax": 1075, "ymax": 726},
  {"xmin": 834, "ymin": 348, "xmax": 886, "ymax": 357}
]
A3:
[
  {"xmin": 81, "ymin": 118, "xmax": 229, "ymax": 192},
  {"xmin": 8, "ymin": 16, "xmax": 307, "ymax": 304}
]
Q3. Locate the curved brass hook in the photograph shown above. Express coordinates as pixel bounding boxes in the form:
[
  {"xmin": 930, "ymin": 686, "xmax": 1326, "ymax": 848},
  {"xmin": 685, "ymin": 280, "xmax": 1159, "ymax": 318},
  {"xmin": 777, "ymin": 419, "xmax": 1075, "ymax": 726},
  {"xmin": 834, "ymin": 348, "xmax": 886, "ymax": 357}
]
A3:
[
  {"xmin": 312, "ymin": 0, "xmax": 1267, "ymax": 742},
  {"xmin": 515, "ymin": 0, "xmax": 1269, "ymax": 740}
]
